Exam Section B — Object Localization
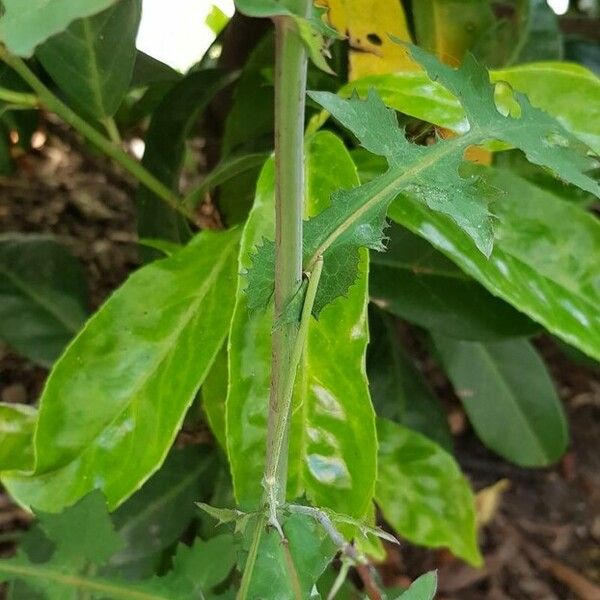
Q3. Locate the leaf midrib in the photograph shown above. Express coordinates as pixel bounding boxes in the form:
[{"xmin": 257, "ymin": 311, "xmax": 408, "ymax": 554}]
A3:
[
  {"xmin": 472, "ymin": 344, "xmax": 549, "ymax": 462},
  {"xmin": 306, "ymin": 128, "xmax": 480, "ymax": 267}
]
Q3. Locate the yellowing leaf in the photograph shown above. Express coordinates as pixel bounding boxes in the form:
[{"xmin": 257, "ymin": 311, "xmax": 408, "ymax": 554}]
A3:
[
  {"xmin": 319, "ymin": 0, "xmax": 418, "ymax": 78},
  {"xmin": 475, "ymin": 479, "xmax": 510, "ymax": 527}
]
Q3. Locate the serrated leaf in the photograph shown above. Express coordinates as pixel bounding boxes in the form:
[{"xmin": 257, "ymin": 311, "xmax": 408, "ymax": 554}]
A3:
[
  {"xmin": 0, "ymin": 403, "xmax": 36, "ymax": 472},
  {"xmin": 376, "ymin": 418, "xmax": 481, "ymax": 566},
  {"xmin": 247, "ymin": 45, "xmax": 598, "ymax": 316},
  {"xmin": 0, "ymin": 0, "xmax": 120, "ymax": 57},
  {"xmin": 2, "ymin": 229, "xmax": 240, "ymax": 512},
  {"xmin": 432, "ymin": 336, "xmax": 568, "ymax": 467},
  {"xmin": 227, "ymin": 132, "xmax": 377, "ymax": 518},
  {"xmin": 0, "ymin": 492, "xmax": 236, "ymax": 600},
  {"xmin": 0, "ymin": 234, "xmax": 88, "ymax": 367},
  {"xmin": 36, "ymin": 0, "xmax": 141, "ymax": 121},
  {"xmin": 341, "ymin": 61, "xmax": 600, "ymax": 154}
]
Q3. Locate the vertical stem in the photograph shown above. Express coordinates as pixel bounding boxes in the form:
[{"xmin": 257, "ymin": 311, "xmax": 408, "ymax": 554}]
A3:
[{"xmin": 263, "ymin": 2, "xmax": 310, "ymax": 505}]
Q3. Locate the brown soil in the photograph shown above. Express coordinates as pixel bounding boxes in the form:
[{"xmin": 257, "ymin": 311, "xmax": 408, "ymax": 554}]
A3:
[{"xmin": 1, "ymin": 128, "xmax": 599, "ymax": 600}]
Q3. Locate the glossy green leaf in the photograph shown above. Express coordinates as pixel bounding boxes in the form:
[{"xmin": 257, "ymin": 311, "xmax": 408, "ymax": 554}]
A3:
[
  {"xmin": 227, "ymin": 132, "xmax": 377, "ymax": 518},
  {"xmin": 389, "ymin": 168, "xmax": 600, "ymax": 361},
  {"xmin": 395, "ymin": 571, "xmax": 437, "ymax": 600},
  {"xmin": 433, "ymin": 336, "xmax": 568, "ymax": 467},
  {"xmin": 243, "ymin": 513, "xmax": 336, "ymax": 599},
  {"xmin": 376, "ymin": 418, "xmax": 481, "ymax": 565},
  {"xmin": 3, "ymin": 229, "xmax": 240, "ymax": 512},
  {"xmin": 340, "ymin": 61, "xmax": 600, "ymax": 153},
  {"xmin": 370, "ymin": 221, "xmax": 539, "ymax": 341},
  {"xmin": 248, "ymin": 46, "xmax": 598, "ymax": 316},
  {"xmin": 0, "ymin": 0, "xmax": 119, "ymax": 57},
  {"xmin": 109, "ymin": 447, "xmax": 217, "ymax": 573},
  {"xmin": 36, "ymin": 0, "xmax": 141, "ymax": 121},
  {"xmin": 0, "ymin": 403, "xmax": 37, "ymax": 472},
  {"xmin": 368, "ymin": 309, "xmax": 452, "ymax": 451},
  {"xmin": 0, "ymin": 234, "xmax": 88, "ymax": 367},
  {"xmin": 137, "ymin": 69, "xmax": 236, "ymax": 254}
]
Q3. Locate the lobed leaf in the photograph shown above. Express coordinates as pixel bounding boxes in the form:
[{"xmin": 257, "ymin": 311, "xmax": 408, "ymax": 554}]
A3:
[
  {"xmin": 340, "ymin": 61, "xmax": 600, "ymax": 154},
  {"xmin": 2, "ymin": 229, "xmax": 240, "ymax": 512},
  {"xmin": 246, "ymin": 45, "xmax": 598, "ymax": 316}
]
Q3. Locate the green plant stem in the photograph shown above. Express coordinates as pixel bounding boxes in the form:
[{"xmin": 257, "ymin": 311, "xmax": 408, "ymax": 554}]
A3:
[
  {"xmin": 0, "ymin": 86, "xmax": 39, "ymax": 108},
  {"xmin": 265, "ymin": 256, "xmax": 323, "ymax": 529},
  {"xmin": 0, "ymin": 49, "xmax": 196, "ymax": 225},
  {"xmin": 263, "ymin": 2, "xmax": 310, "ymax": 509}
]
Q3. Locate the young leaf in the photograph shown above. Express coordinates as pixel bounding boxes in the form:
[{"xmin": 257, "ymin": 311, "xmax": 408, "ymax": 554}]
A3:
[
  {"xmin": 247, "ymin": 45, "xmax": 598, "ymax": 316},
  {"xmin": 389, "ymin": 168, "xmax": 600, "ymax": 361},
  {"xmin": 376, "ymin": 418, "xmax": 482, "ymax": 566},
  {"xmin": 3, "ymin": 229, "xmax": 240, "ymax": 512},
  {"xmin": 227, "ymin": 132, "xmax": 377, "ymax": 518},
  {"xmin": 137, "ymin": 69, "xmax": 236, "ymax": 255},
  {"xmin": 0, "ymin": 403, "xmax": 36, "ymax": 471},
  {"xmin": 0, "ymin": 0, "xmax": 120, "ymax": 57},
  {"xmin": 36, "ymin": 0, "xmax": 142, "ymax": 121},
  {"xmin": 432, "ymin": 335, "xmax": 568, "ymax": 467},
  {"xmin": 0, "ymin": 234, "xmax": 88, "ymax": 367}
]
